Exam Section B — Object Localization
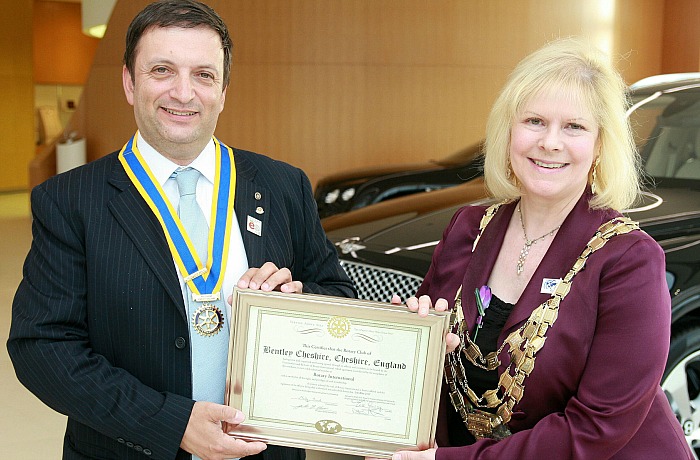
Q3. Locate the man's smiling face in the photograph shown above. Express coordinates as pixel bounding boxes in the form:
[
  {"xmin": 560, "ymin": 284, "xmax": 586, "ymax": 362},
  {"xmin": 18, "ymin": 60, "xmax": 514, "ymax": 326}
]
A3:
[{"xmin": 123, "ymin": 26, "xmax": 227, "ymax": 164}]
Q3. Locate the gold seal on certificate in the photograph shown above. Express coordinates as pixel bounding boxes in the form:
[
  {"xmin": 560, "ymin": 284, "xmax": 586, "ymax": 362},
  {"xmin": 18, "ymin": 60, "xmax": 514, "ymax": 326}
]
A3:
[{"xmin": 225, "ymin": 289, "xmax": 450, "ymax": 458}]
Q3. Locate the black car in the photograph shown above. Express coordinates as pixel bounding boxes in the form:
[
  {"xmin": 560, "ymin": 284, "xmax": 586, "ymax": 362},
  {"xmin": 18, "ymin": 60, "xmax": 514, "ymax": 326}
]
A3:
[
  {"xmin": 314, "ymin": 143, "xmax": 483, "ymax": 218},
  {"xmin": 324, "ymin": 73, "xmax": 700, "ymax": 455}
]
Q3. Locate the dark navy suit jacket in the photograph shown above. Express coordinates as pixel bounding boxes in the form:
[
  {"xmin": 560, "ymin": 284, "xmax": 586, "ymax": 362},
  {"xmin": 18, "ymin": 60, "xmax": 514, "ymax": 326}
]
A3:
[
  {"xmin": 418, "ymin": 192, "xmax": 693, "ymax": 459},
  {"xmin": 8, "ymin": 147, "xmax": 356, "ymax": 460}
]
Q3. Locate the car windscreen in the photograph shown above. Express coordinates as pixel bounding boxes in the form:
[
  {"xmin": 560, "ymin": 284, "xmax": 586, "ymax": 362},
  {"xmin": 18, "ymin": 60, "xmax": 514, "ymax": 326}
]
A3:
[{"xmin": 630, "ymin": 90, "xmax": 700, "ymax": 185}]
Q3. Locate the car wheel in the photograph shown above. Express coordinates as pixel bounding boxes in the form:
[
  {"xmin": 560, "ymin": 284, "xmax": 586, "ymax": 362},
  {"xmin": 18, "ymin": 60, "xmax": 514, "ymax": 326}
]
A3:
[{"xmin": 662, "ymin": 324, "xmax": 700, "ymax": 459}]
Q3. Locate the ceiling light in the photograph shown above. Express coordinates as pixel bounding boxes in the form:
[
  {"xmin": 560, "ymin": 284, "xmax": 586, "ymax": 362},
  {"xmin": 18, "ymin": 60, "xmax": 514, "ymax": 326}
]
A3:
[{"xmin": 82, "ymin": 0, "xmax": 117, "ymax": 39}]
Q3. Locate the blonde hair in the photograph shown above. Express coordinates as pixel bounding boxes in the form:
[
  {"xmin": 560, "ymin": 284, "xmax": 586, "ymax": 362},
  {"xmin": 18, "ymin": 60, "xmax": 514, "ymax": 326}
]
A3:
[{"xmin": 484, "ymin": 38, "xmax": 640, "ymax": 210}]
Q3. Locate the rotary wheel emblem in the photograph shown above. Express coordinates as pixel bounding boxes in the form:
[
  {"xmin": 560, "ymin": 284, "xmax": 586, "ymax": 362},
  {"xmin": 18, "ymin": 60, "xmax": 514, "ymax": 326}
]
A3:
[
  {"xmin": 192, "ymin": 304, "xmax": 224, "ymax": 337},
  {"xmin": 327, "ymin": 316, "xmax": 350, "ymax": 338}
]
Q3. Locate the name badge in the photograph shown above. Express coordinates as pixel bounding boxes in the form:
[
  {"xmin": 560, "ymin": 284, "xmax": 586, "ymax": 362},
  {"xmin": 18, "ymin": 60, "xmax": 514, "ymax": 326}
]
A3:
[
  {"xmin": 540, "ymin": 278, "xmax": 562, "ymax": 294},
  {"xmin": 247, "ymin": 215, "xmax": 262, "ymax": 236}
]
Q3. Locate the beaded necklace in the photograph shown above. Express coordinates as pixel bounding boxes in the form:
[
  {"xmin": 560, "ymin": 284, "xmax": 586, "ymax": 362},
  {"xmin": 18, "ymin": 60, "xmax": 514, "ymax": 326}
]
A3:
[{"xmin": 516, "ymin": 204, "xmax": 561, "ymax": 275}]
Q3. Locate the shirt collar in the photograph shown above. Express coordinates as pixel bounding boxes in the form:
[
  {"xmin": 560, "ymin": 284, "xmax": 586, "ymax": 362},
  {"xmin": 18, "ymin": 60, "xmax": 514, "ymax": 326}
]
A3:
[{"xmin": 135, "ymin": 131, "xmax": 216, "ymax": 186}]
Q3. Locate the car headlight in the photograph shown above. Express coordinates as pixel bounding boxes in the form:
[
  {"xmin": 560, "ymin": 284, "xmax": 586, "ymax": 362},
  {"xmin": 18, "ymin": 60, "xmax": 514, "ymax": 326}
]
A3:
[
  {"xmin": 341, "ymin": 188, "xmax": 356, "ymax": 201},
  {"xmin": 324, "ymin": 189, "xmax": 340, "ymax": 204}
]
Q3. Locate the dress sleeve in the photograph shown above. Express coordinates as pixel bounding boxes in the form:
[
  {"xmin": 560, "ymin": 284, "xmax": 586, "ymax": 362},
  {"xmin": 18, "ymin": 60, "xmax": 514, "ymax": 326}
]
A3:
[{"xmin": 417, "ymin": 206, "xmax": 472, "ymax": 298}]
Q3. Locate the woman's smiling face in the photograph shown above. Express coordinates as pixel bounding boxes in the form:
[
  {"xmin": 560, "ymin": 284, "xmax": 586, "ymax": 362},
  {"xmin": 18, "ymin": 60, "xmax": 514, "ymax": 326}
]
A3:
[{"xmin": 509, "ymin": 86, "xmax": 600, "ymax": 204}]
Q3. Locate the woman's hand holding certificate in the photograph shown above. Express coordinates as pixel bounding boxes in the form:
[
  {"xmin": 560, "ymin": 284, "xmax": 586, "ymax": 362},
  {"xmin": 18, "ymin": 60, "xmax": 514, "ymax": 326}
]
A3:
[{"xmin": 392, "ymin": 294, "xmax": 460, "ymax": 354}]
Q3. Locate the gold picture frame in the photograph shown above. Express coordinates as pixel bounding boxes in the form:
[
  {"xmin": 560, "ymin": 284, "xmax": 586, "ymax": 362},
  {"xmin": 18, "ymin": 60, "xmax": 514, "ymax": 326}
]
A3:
[{"xmin": 224, "ymin": 288, "xmax": 450, "ymax": 458}]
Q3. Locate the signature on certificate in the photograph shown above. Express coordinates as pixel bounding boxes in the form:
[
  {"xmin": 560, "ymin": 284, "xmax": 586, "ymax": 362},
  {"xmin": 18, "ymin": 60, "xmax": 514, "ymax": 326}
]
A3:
[
  {"xmin": 352, "ymin": 400, "xmax": 392, "ymax": 418},
  {"xmin": 291, "ymin": 395, "xmax": 336, "ymax": 413}
]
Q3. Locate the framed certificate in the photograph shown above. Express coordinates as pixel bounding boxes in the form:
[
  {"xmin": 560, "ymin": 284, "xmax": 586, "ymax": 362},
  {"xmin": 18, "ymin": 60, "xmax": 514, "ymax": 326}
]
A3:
[{"xmin": 225, "ymin": 289, "xmax": 450, "ymax": 458}]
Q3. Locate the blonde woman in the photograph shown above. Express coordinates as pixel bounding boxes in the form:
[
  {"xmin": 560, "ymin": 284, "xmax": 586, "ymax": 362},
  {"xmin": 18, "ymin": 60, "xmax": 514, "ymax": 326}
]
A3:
[{"xmin": 391, "ymin": 38, "xmax": 692, "ymax": 459}]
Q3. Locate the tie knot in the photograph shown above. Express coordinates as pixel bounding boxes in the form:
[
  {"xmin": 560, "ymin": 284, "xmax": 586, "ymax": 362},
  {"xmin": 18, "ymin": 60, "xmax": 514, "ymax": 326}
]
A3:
[{"xmin": 175, "ymin": 168, "xmax": 201, "ymax": 197}]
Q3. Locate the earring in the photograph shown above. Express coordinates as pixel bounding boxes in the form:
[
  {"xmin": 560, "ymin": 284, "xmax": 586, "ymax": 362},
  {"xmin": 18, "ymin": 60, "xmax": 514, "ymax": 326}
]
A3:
[
  {"xmin": 506, "ymin": 156, "xmax": 514, "ymax": 180},
  {"xmin": 590, "ymin": 157, "xmax": 600, "ymax": 195}
]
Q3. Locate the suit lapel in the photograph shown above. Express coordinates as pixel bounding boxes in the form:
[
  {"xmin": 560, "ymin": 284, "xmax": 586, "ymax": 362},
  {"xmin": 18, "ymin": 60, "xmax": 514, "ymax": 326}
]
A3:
[
  {"xmin": 460, "ymin": 201, "xmax": 514, "ymax": 323},
  {"xmin": 233, "ymin": 151, "xmax": 270, "ymax": 268},
  {"xmin": 106, "ymin": 157, "xmax": 186, "ymax": 320}
]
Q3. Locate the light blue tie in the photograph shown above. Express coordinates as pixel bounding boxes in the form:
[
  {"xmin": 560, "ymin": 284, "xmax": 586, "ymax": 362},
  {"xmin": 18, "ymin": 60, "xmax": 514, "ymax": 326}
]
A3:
[{"xmin": 175, "ymin": 168, "xmax": 229, "ymax": 405}]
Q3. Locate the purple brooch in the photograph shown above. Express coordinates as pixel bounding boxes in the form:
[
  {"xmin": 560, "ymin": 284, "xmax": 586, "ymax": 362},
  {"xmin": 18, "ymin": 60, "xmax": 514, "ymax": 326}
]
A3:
[{"xmin": 472, "ymin": 285, "xmax": 492, "ymax": 341}]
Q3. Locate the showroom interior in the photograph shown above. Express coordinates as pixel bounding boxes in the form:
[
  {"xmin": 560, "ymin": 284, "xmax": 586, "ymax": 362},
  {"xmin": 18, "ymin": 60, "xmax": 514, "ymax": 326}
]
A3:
[{"xmin": 2, "ymin": 1, "xmax": 700, "ymax": 458}]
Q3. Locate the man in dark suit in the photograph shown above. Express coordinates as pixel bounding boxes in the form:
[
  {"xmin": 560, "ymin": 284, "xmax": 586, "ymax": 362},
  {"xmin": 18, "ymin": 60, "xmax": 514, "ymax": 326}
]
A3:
[{"xmin": 7, "ymin": 1, "xmax": 355, "ymax": 459}]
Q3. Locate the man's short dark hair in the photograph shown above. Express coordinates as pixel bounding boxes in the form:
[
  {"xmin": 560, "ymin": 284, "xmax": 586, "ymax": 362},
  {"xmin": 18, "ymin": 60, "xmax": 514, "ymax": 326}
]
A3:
[{"xmin": 123, "ymin": 0, "xmax": 232, "ymax": 89}]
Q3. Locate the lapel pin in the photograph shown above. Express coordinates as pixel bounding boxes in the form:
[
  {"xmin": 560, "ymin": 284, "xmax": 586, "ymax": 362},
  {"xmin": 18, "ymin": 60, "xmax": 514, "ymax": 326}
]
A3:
[
  {"xmin": 247, "ymin": 215, "xmax": 262, "ymax": 236},
  {"xmin": 540, "ymin": 278, "xmax": 562, "ymax": 294}
]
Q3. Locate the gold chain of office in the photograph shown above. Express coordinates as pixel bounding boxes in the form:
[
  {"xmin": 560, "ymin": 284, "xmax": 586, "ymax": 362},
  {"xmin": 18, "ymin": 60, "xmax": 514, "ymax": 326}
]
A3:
[{"xmin": 445, "ymin": 202, "xmax": 640, "ymax": 440}]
